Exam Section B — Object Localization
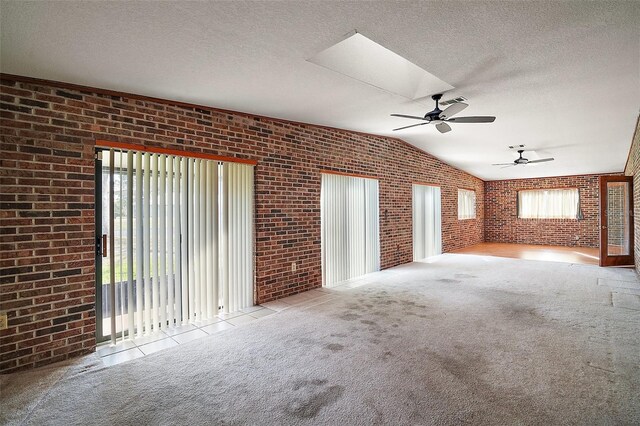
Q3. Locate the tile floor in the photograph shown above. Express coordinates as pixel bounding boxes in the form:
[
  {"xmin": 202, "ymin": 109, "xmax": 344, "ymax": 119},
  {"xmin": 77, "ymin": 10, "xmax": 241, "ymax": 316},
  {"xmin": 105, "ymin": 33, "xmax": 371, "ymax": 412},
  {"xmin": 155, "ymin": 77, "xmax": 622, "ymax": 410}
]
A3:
[{"xmin": 97, "ymin": 287, "xmax": 337, "ymax": 367}]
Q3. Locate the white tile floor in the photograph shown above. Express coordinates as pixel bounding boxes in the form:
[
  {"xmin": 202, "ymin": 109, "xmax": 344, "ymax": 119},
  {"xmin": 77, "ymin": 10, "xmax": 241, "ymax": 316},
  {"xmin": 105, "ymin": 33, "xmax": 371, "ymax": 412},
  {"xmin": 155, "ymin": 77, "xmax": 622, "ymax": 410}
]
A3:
[{"xmin": 97, "ymin": 288, "xmax": 337, "ymax": 367}]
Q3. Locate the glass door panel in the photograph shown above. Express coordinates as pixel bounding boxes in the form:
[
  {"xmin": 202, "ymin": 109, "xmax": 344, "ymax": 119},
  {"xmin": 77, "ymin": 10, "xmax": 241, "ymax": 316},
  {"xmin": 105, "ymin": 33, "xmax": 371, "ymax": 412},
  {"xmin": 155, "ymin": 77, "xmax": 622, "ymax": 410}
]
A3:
[{"xmin": 606, "ymin": 182, "xmax": 630, "ymax": 256}]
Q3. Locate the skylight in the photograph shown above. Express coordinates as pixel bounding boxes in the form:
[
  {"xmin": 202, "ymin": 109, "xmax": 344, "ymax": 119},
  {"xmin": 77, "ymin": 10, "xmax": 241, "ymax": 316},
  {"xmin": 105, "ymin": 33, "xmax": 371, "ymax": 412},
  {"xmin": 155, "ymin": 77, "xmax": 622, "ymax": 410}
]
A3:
[{"xmin": 308, "ymin": 32, "xmax": 453, "ymax": 100}]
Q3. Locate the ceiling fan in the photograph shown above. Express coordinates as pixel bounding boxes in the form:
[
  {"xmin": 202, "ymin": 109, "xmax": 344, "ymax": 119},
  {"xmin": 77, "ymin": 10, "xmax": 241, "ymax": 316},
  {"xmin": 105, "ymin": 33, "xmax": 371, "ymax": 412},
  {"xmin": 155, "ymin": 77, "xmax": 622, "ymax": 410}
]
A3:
[
  {"xmin": 493, "ymin": 149, "xmax": 554, "ymax": 167},
  {"xmin": 390, "ymin": 94, "xmax": 496, "ymax": 133}
]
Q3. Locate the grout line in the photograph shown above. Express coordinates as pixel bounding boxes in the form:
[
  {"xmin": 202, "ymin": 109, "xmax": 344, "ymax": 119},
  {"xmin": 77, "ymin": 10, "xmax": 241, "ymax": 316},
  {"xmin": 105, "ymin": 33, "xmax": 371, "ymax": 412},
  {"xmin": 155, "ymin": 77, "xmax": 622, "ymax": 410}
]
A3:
[{"xmin": 98, "ymin": 307, "xmax": 276, "ymax": 359}]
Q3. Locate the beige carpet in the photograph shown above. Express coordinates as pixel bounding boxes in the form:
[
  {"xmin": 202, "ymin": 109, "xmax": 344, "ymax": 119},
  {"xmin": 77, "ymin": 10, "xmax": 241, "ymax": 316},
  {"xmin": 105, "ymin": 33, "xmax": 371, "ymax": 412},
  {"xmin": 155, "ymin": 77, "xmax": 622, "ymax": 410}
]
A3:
[{"xmin": 2, "ymin": 254, "xmax": 639, "ymax": 425}]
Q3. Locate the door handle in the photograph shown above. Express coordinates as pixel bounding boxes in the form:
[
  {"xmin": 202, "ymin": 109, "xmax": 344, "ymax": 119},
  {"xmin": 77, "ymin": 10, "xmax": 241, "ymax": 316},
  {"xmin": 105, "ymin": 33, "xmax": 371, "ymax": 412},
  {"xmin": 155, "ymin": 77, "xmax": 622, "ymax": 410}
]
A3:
[{"xmin": 102, "ymin": 234, "xmax": 107, "ymax": 257}]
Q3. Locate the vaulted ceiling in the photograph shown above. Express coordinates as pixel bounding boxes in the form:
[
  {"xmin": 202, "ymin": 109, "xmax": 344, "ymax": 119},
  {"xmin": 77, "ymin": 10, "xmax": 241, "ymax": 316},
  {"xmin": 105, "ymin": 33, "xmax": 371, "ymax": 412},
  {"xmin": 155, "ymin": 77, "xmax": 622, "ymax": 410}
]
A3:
[{"xmin": 1, "ymin": 1, "xmax": 638, "ymax": 180}]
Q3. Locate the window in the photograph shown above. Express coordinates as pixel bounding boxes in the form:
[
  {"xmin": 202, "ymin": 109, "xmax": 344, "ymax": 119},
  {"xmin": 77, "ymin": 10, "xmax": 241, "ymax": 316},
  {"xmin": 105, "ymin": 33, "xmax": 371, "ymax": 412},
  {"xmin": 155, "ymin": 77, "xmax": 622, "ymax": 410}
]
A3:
[
  {"xmin": 412, "ymin": 184, "xmax": 442, "ymax": 261},
  {"xmin": 518, "ymin": 188, "xmax": 580, "ymax": 219},
  {"xmin": 321, "ymin": 172, "xmax": 380, "ymax": 287},
  {"xmin": 458, "ymin": 189, "xmax": 476, "ymax": 220}
]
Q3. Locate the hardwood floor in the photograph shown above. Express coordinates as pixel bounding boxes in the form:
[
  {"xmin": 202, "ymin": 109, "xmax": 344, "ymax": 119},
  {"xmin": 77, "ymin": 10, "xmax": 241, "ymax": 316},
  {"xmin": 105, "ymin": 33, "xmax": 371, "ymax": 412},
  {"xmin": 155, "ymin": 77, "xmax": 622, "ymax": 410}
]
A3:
[{"xmin": 451, "ymin": 242, "xmax": 600, "ymax": 266}]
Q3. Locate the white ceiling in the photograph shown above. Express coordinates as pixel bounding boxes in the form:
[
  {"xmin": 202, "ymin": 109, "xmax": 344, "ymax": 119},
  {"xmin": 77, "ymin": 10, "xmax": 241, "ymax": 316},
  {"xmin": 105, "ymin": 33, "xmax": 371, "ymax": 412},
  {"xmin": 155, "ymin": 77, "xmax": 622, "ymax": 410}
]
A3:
[{"xmin": 1, "ymin": 1, "xmax": 638, "ymax": 180}]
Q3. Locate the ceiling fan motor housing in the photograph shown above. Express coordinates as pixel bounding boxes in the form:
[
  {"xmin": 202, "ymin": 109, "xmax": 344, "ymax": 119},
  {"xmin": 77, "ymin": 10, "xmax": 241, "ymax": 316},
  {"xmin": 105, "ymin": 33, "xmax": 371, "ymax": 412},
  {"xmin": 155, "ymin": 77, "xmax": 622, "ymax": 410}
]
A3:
[
  {"xmin": 424, "ymin": 94, "xmax": 444, "ymax": 120},
  {"xmin": 515, "ymin": 150, "xmax": 528, "ymax": 164}
]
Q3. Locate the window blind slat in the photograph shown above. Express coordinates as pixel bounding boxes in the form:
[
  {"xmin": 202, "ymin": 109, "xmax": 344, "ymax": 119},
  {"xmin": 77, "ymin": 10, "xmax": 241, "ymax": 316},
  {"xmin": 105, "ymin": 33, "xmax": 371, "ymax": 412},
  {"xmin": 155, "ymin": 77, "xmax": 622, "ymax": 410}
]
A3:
[
  {"xmin": 126, "ymin": 151, "xmax": 134, "ymax": 337},
  {"xmin": 172, "ymin": 156, "xmax": 181, "ymax": 325},
  {"xmin": 199, "ymin": 159, "xmax": 207, "ymax": 319},
  {"xmin": 221, "ymin": 163, "xmax": 230, "ymax": 314},
  {"xmin": 180, "ymin": 157, "xmax": 189, "ymax": 324},
  {"xmin": 143, "ymin": 153, "xmax": 152, "ymax": 334},
  {"xmin": 108, "ymin": 149, "xmax": 116, "ymax": 345},
  {"xmin": 159, "ymin": 155, "xmax": 167, "ymax": 329},
  {"xmin": 151, "ymin": 154, "xmax": 160, "ymax": 330},
  {"xmin": 212, "ymin": 161, "xmax": 219, "ymax": 314},
  {"xmin": 193, "ymin": 159, "xmax": 200, "ymax": 322},
  {"xmin": 187, "ymin": 158, "xmax": 193, "ymax": 321},
  {"xmin": 205, "ymin": 161, "xmax": 213, "ymax": 318},
  {"xmin": 246, "ymin": 166, "xmax": 254, "ymax": 306},
  {"xmin": 167, "ymin": 155, "xmax": 174, "ymax": 327},
  {"xmin": 135, "ymin": 152, "xmax": 144, "ymax": 337}
]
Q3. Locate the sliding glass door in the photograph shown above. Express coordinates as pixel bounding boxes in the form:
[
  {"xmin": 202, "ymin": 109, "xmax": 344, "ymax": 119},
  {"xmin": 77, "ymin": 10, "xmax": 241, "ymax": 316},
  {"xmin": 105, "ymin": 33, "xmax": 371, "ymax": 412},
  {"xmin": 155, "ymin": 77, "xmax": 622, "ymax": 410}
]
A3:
[
  {"xmin": 95, "ymin": 147, "xmax": 254, "ymax": 344},
  {"xmin": 412, "ymin": 184, "xmax": 442, "ymax": 261},
  {"xmin": 321, "ymin": 172, "xmax": 380, "ymax": 287}
]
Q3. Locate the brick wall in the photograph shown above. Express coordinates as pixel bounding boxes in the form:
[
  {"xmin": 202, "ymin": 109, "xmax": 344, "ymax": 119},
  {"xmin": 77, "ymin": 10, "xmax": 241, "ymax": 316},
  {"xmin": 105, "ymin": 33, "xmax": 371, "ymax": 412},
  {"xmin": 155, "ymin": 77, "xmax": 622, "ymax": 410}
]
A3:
[
  {"xmin": 623, "ymin": 116, "xmax": 640, "ymax": 270},
  {"xmin": 484, "ymin": 174, "xmax": 619, "ymax": 247},
  {"xmin": 0, "ymin": 76, "xmax": 484, "ymax": 372}
]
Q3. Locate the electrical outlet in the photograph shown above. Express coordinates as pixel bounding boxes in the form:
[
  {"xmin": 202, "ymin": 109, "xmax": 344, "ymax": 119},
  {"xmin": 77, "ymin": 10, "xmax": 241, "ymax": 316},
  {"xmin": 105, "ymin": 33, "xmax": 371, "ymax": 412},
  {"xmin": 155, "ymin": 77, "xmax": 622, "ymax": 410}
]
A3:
[
  {"xmin": 291, "ymin": 262, "xmax": 297, "ymax": 272},
  {"xmin": 0, "ymin": 312, "xmax": 8, "ymax": 331}
]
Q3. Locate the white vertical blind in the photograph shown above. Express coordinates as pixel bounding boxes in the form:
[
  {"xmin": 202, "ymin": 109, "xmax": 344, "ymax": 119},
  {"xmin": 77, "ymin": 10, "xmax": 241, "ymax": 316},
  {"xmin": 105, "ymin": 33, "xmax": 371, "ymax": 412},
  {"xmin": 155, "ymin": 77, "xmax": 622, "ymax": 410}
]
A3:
[
  {"xmin": 126, "ymin": 151, "xmax": 134, "ymax": 337},
  {"xmin": 458, "ymin": 188, "xmax": 476, "ymax": 220},
  {"xmin": 135, "ymin": 152, "xmax": 143, "ymax": 337},
  {"xmin": 412, "ymin": 184, "xmax": 442, "ymax": 261},
  {"xmin": 167, "ymin": 156, "xmax": 175, "ymax": 325},
  {"xmin": 101, "ymin": 148, "xmax": 254, "ymax": 341},
  {"xmin": 187, "ymin": 158, "xmax": 195, "ymax": 323},
  {"xmin": 221, "ymin": 162, "xmax": 255, "ymax": 311},
  {"xmin": 172, "ymin": 156, "xmax": 181, "ymax": 324},
  {"xmin": 143, "ymin": 153, "xmax": 151, "ymax": 331},
  {"xmin": 192, "ymin": 159, "xmax": 200, "ymax": 321},
  {"xmin": 118, "ymin": 151, "xmax": 125, "ymax": 339},
  {"xmin": 151, "ymin": 154, "xmax": 159, "ymax": 330},
  {"xmin": 364, "ymin": 178, "xmax": 380, "ymax": 273},
  {"xmin": 159, "ymin": 155, "xmax": 167, "ymax": 330},
  {"xmin": 180, "ymin": 157, "xmax": 189, "ymax": 324},
  {"xmin": 321, "ymin": 173, "xmax": 379, "ymax": 288},
  {"xmin": 221, "ymin": 163, "xmax": 229, "ymax": 314}
]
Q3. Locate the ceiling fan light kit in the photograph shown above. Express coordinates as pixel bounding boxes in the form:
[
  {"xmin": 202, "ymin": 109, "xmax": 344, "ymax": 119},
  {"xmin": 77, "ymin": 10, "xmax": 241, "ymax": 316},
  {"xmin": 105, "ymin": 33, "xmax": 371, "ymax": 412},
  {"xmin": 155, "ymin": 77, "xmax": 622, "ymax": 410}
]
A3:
[{"xmin": 390, "ymin": 93, "xmax": 496, "ymax": 133}]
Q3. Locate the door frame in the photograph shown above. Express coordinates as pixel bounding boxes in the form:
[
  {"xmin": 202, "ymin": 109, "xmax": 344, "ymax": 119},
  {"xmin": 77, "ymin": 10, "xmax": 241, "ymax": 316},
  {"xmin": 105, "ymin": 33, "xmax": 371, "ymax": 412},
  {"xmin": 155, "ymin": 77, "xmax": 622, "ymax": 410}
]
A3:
[
  {"xmin": 95, "ymin": 150, "xmax": 106, "ymax": 342},
  {"xmin": 94, "ymin": 148, "xmax": 122, "ymax": 343},
  {"xmin": 599, "ymin": 175, "xmax": 634, "ymax": 267}
]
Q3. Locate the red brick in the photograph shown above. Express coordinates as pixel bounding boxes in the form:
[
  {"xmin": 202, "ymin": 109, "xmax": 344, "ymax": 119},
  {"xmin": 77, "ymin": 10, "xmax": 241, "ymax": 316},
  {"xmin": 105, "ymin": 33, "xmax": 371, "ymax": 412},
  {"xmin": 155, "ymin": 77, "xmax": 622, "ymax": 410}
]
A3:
[
  {"xmin": 0, "ymin": 77, "xmax": 487, "ymax": 372},
  {"xmin": 484, "ymin": 175, "xmax": 617, "ymax": 247}
]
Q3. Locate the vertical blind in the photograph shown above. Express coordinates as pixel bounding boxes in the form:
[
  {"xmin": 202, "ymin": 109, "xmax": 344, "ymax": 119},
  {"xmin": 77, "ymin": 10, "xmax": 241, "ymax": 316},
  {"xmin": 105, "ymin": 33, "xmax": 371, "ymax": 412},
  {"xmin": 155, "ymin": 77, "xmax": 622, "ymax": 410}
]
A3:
[
  {"xmin": 321, "ymin": 173, "xmax": 380, "ymax": 287},
  {"xmin": 458, "ymin": 189, "xmax": 476, "ymax": 220},
  {"xmin": 518, "ymin": 188, "xmax": 579, "ymax": 219},
  {"xmin": 412, "ymin": 184, "xmax": 442, "ymax": 261},
  {"xmin": 101, "ymin": 149, "xmax": 254, "ymax": 344}
]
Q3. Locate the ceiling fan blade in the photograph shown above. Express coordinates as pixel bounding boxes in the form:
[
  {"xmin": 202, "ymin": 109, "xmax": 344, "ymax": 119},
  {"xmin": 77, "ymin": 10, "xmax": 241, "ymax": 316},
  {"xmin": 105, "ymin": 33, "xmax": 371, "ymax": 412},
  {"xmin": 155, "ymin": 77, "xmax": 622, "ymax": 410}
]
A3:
[
  {"xmin": 393, "ymin": 122, "xmax": 430, "ymax": 131},
  {"xmin": 492, "ymin": 163, "xmax": 515, "ymax": 166},
  {"xmin": 447, "ymin": 116, "xmax": 496, "ymax": 123},
  {"xmin": 390, "ymin": 114, "xmax": 428, "ymax": 121},
  {"xmin": 500, "ymin": 164, "xmax": 516, "ymax": 169},
  {"xmin": 527, "ymin": 158, "xmax": 554, "ymax": 164},
  {"xmin": 439, "ymin": 102, "xmax": 468, "ymax": 119},
  {"xmin": 435, "ymin": 122, "xmax": 451, "ymax": 134}
]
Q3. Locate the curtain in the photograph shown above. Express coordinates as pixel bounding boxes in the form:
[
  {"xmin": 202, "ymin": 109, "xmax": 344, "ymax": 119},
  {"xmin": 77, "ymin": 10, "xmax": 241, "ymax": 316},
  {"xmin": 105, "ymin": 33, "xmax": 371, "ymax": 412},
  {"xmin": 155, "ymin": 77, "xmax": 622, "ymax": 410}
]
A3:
[
  {"xmin": 413, "ymin": 184, "xmax": 442, "ymax": 261},
  {"xmin": 101, "ymin": 149, "xmax": 253, "ymax": 343},
  {"xmin": 321, "ymin": 173, "xmax": 380, "ymax": 287},
  {"xmin": 518, "ymin": 188, "xmax": 579, "ymax": 219},
  {"xmin": 458, "ymin": 189, "xmax": 476, "ymax": 219}
]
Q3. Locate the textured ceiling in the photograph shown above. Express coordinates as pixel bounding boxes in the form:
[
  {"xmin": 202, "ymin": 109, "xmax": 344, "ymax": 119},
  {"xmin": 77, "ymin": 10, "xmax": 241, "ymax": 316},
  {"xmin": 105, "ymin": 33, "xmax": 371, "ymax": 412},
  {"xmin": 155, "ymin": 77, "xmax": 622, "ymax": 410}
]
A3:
[{"xmin": 1, "ymin": 1, "xmax": 639, "ymax": 180}]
